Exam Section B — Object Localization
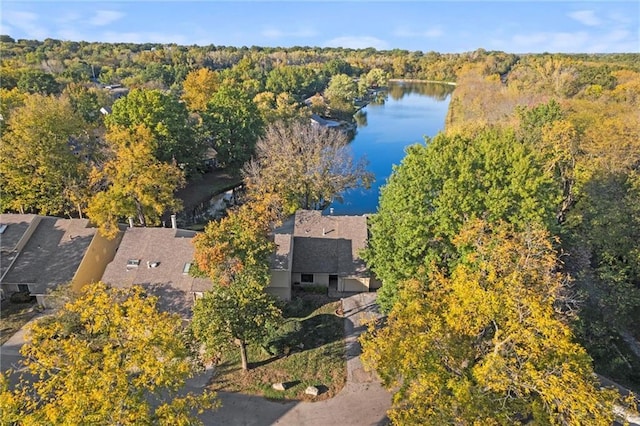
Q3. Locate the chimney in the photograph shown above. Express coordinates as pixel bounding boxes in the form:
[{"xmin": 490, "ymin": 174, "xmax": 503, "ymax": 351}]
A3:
[
  {"xmin": 128, "ymin": 217, "xmax": 134, "ymax": 228},
  {"xmin": 171, "ymin": 214, "xmax": 177, "ymax": 229}
]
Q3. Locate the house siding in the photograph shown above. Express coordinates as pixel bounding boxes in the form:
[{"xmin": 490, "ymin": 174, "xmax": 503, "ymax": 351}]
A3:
[
  {"xmin": 269, "ymin": 270, "xmax": 291, "ymax": 300},
  {"xmin": 341, "ymin": 277, "xmax": 369, "ymax": 292}
]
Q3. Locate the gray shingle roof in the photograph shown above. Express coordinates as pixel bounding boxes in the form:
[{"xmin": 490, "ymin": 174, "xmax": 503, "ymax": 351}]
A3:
[
  {"xmin": 0, "ymin": 215, "xmax": 96, "ymax": 294},
  {"xmin": 289, "ymin": 210, "xmax": 369, "ymax": 277},
  {"xmin": 101, "ymin": 227, "xmax": 212, "ymax": 317}
]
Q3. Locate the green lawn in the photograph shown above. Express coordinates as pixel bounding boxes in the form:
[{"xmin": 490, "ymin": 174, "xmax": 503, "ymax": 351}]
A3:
[{"xmin": 208, "ymin": 293, "xmax": 346, "ymax": 401}]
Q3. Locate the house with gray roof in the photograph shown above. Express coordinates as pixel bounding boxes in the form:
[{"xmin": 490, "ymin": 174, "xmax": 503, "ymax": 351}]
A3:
[
  {"xmin": 0, "ymin": 214, "xmax": 99, "ymax": 305},
  {"xmin": 269, "ymin": 210, "xmax": 381, "ymax": 299},
  {"xmin": 101, "ymin": 226, "xmax": 212, "ymax": 317}
]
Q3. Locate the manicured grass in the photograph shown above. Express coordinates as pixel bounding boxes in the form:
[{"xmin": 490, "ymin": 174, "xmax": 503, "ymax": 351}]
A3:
[
  {"xmin": 0, "ymin": 300, "xmax": 37, "ymax": 345},
  {"xmin": 208, "ymin": 293, "xmax": 346, "ymax": 401}
]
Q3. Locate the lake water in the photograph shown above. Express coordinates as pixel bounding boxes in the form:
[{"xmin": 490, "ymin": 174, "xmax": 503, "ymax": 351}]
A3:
[{"xmin": 328, "ymin": 82, "xmax": 454, "ymax": 215}]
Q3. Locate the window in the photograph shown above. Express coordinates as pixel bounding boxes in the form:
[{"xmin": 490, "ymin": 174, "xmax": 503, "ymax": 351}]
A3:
[
  {"xmin": 126, "ymin": 259, "xmax": 140, "ymax": 268},
  {"xmin": 301, "ymin": 274, "xmax": 314, "ymax": 283},
  {"xmin": 183, "ymin": 262, "xmax": 192, "ymax": 275}
]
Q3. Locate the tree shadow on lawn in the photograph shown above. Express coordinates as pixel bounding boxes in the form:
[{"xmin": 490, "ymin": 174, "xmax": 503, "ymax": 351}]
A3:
[{"xmin": 265, "ymin": 313, "xmax": 344, "ymax": 359}]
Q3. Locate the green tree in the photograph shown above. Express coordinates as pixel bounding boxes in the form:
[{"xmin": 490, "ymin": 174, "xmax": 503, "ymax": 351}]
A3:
[
  {"xmin": 324, "ymin": 73, "xmax": 357, "ymax": 117},
  {"xmin": 62, "ymin": 82, "xmax": 106, "ymax": 123},
  {"xmin": 87, "ymin": 125, "xmax": 185, "ymax": 238},
  {"xmin": 191, "ymin": 270, "xmax": 281, "ymax": 371},
  {"xmin": 253, "ymin": 91, "xmax": 307, "ymax": 124},
  {"xmin": 361, "ymin": 220, "xmax": 620, "ymax": 425},
  {"xmin": 357, "ymin": 68, "xmax": 388, "ymax": 96},
  {"xmin": 1, "ymin": 282, "xmax": 218, "ymax": 425},
  {"xmin": 16, "ymin": 69, "xmax": 61, "ymax": 95},
  {"xmin": 106, "ymin": 88, "xmax": 203, "ymax": 173},
  {"xmin": 0, "ymin": 94, "xmax": 90, "ymax": 216},
  {"xmin": 243, "ymin": 121, "xmax": 373, "ymax": 213},
  {"xmin": 364, "ymin": 128, "xmax": 560, "ymax": 312},
  {"xmin": 201, "ymin": 84, "xmax": 264, "ymax": 166}
]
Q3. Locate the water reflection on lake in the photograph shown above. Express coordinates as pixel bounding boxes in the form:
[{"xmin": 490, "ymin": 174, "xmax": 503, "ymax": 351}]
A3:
[{"xmin": 329, "ymin": 81, "xmax": 454, "ymax": 215}]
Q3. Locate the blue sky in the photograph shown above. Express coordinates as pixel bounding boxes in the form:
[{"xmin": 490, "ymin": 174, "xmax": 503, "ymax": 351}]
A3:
[{"xmin": 1, "ymin": 1, "xmax": 638, "ymax": 53}]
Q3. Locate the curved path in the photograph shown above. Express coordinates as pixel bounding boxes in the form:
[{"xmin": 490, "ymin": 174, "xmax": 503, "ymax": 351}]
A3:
[{"xmin": 194, "ymin": 293, "xmax": 392, "ymax": 425}]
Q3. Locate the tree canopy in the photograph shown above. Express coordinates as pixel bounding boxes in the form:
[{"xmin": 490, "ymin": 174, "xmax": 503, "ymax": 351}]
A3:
[
  {"xmin": 1, "ymin": 282, "xmax": 217, "ymax": 425},
  {"xmin": 0, "ymin": 93, "xmax": 90, "ymax": 216},
  {"xmin": 106, "ymin": 88, "xmax": 203, "ymax": 172},
  {"xmin": 87, "ymin": 125, "xmax": 185, "ymax": 238},
  {"xmin": 243, "ymin": 121, "xmax": 373, "ymax": 214},
  {"xmin": 361, "ymin": 220, "xmax": 620, "ymax": 425},
  {"xmin": 364, "ymin": 127, "xmax": 560, "ymax": 312},
  {"xmin": 201, "ymin": 85, "xmax": 264, "ymax": 167},
  {"xmin": 191, "ymin": 270, "xmax": 281, "ymax": 371}
]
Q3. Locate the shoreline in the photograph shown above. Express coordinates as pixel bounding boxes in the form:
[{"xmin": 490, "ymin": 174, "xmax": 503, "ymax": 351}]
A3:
[{"xmin": 389, "ymin": 78, "xmax": 457, "ymax": 86}]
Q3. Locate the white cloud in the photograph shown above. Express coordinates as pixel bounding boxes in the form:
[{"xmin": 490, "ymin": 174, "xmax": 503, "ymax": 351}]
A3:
[
  {"xmin": 57, "ymin": 28, "xmax": 86, "ymax": 42},
  {"xmin": 568, "ymin": 10, "xmax": 601, "ymax": 27},
  {"xmin": 90, "ymin": 10, "xmax": 124, "ymax": 27},
  {"xmin": 54, "ymin": 11, "xmax": 81, "ymax": 25},
  {"xmin": 512, "ymin": 31, "xmax": 591, "ymax": 52},
  {"xmin": 2, "ymin": 10, "xmax": 47, "ymax": 39},
  {"xmin": 324, "ymin": 36, "xmax": 389, "ymax": 50},
  {"xmin": 261, "ymin": 27, "xmax": 317, "ymax": 39},
  {"xmin": 394, "ymin": 27, "xmax": 443, "ymax": 39},
  {"xmin": 101, "ymin": 31, "xmax": 188, "ymax": 45}
]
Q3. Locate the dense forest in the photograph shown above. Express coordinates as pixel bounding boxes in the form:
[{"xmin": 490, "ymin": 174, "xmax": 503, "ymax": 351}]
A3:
[{"xmin": 1, "ymin": 35, "xmax": 639, "ymax": 423}]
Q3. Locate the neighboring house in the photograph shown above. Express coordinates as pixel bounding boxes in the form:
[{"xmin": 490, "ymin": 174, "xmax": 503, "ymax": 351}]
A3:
[
  {"xmin": 0, "ymin": 214, "xmax": 112, "ymax": 306},
  {"xmin": 310, "ymin": 113, "xmax": 341, "ymax": 129},
  {"xmin": 101, "ymin": 225, "xmax": 212, "ymax": 318},
  {"xmin": 269, "ymin": 210, "xmax": 381, "ymax": 300}
]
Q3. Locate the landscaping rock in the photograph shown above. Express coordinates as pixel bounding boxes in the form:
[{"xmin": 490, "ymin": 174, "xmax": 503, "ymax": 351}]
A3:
[
  {"xmin": 305, "ymin": 385, "xmax": 319, "ymax": 396},
  {"xmin": 272, "ymin": 382, "xmax": 286, "ymax": 391}
]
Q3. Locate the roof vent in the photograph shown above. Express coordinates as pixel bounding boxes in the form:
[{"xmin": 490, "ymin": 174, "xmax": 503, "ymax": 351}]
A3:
[{"xmin": 127, "ymin": 259, "xmax": 140, "ymax": 269}]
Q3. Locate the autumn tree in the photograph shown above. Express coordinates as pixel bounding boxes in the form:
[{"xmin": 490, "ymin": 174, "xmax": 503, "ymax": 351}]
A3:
[
  {"xmin": 192, "ymin": 196, "xmax": 280, "ymax": 286},
  {"xmin": 253, "ymin": 91, "xmax": 308, "ymax": 124},
  {"xmin": 357, "ymin": 67, "xmax": 388, "ymax": 96},
  {"xmin": 364, "ymin": 127, "xmax": 560, "ymax": 312},
  {"xmin": 0, "ymin": 93, "xmax": 91, "ymax": 216},
  {"xmin": 191, "ymin": 269, "xmax": 281, "ymax": 371},
  {"xmin": 1, "ymin": 282, "xmax": 217, "ymax": 424},
  {"xmin": 87, "ymin": 125, "xmax": 185, "ymax": 238},
  {"xmin": 106, "ymin": 88, "xmax": 204, "ymax": 173},
  {"xmin": 201, "ymin": 84, "xmax": 264, "ymax": 166},
  {"xmin": 181, "ymin": 67, "xmax": 220, "ymax": 112},
  {"xmin": 243, "ymin": 121, "xmax": 373, "ymax": 214},
  {"xmin": 361, "ymin": 220, "xmax": 620, "ymax": 425}
]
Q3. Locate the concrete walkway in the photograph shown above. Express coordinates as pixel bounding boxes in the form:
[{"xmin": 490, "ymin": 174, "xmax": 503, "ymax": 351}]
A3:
[{"xmin": 1, "ymin": 294, "xmax": 392, "ymax": 425}]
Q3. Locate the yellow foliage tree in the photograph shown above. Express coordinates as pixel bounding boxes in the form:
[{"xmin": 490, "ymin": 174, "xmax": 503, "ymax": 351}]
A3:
[
  {"xmin": 181, "ymin": 68, "xmax": 220, "ymax": 112},
  {"xmin": 87, "ymin": 124, "xmax": 185, "ymax": 238},
  {"xmin": 361, "ymin": 220, "xmax": 620, "ymax": 425},
  {"xmin": 0, "ymin": 282, "xmax": 217, "ymax": 424}
]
